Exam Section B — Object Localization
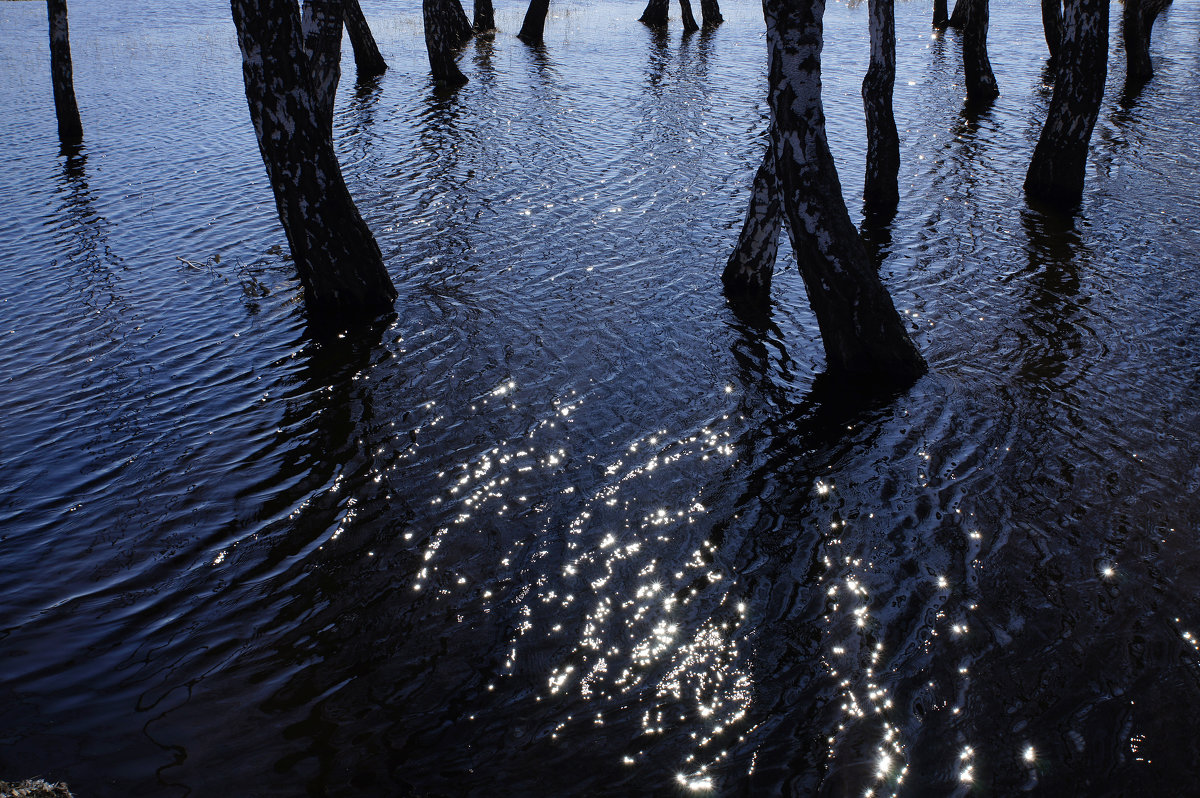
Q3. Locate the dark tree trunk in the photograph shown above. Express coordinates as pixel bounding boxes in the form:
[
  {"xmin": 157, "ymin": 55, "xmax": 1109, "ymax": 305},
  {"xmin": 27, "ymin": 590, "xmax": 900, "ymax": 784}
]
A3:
[
  {"xmin": 756, "ymin": 0, "xmax": 925, "ymax": 385},
  {"xmin": 448, "ymin": 0, "xmax": 474, "ymax": 45},
  {"xmin": 518, "ymin": 0, "xmax": 551, "ymax": 45},
  {"xmin": 862, "ymin": 0, "xmax": 899, "ymax": 211},
  {"xmin": 700, "ymin": 0, "xmax": 723, "ymax": 27},
  {"xmin": 1123, "ymin": 0, "xmax": 1171, "ymax": 83},
  {"xmin": 473, "ymin": 0, "xmax": 496, "ymax": 32},
  {"xmin": 301, "ymin": 0, "xmax": 343, "ymax": 132},
  {"xmin": 640, "ymin": 0, "xmax": 669, "ymax": 28},
  {"xmin": 724, "ymin": 138, "xmax": 784, "ymax": 295},
  {"xmin": 1024, "ymin": 0, "xmax": 1108, "ymax": 207},
  {"xmin": 679, "ymin": 0, "xmax": 700, "ymax": 33},
  {"xmin": 962, "ymin": 0, "xmax": 999, "ymax": 105},
  {"xmin": 47, "ymin": 0, "xmax": 83, "ymax": 145},
  {"xmin": 343, "ymin": 0, "xmax": 388, "ymax": 76},
  {"xmin": 229, "ymin": 0, "xmax": 396, "ymax": 325},
  {"xmin": 423, "ymin": 0, "xmax": 469, "ymax": 85},
  {"xmin": 933, "ymin": 0, "xmax": 949, "ymax": 29},
  {"xmin": 1042, "ymin": 0, "xmax": 1063, "ymax": 63},
  {"xmin": 947, "ymin": 0, "xmax": 965, "ymax": 29}
]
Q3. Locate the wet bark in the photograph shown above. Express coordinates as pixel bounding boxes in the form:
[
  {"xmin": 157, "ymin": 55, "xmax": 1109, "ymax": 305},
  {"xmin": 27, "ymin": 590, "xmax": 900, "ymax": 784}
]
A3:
[
  {"xmin": 473, "ymin": 0, "xmax": 496, "ymax": 32},
  {"xmin": 343, "ymin": 0, "xmax": 387, "ymax": 76},
  {"xmin": 1024, "ymin": 0, "xmax": 1108, "ymax": 207},
  {"xmin": 680, "ymin": 0, "xmax": 700, "ymax": 33},
  {"xmin": 230, "ymin": 0, "xmax": 396, "ymax": 326},
  {"xmin": 302, "ymin": 0, "xmax": 343, "ymax": 132},
  {"xmin": 47, "ymin": 0, "xmax": 83, "ymax": 145},
  {"xmin": 724, "ymin": 137, "xmax": 784, "ymax": 296},
  {"xmin": 1042, "ymin": 0, "xmax": 1063, "ymax": 64},
  {"xmin": 758, "ymin": 0, "xmax": 926, "ymax": 385},
  {"xmin": 1123, "ymin": 0, "xmax": 1171, "ymax": 83},
  {"xmin": 962, "ymin": 0, "xmax": 999, "ymax": 105},
  {"xmin": 424, "ymin": 0, "xmax": 469, "ymax": 85},
  {"xmin": 518, "ymin": 0, "xmax": 551, "ymax": 45},
  {"xmin": 933, "ymin": 0, "xmax": 949, "ymax": 29},
  {"xmin": 700, "ymin": 0, "xmax": 723, "ymax": 27},
  {"xmin": 640, "ymin": 0, "xmax": 669, "ymax": 28},
  {"xmin": 862, "ymin": 0, "xmax": 899, "ymax": 211}
]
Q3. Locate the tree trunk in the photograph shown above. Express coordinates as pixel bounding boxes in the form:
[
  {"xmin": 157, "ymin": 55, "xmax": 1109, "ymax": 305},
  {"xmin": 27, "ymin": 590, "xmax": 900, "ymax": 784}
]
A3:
[
  {"xmin": 760, "ymin": 0, "xmax": 926, "ymax": 385},
  {"xmin": 448, "ymin": 0, "xmax": 474, "ymax": 45},
  {"xmin": 423, "ymin": 0, "xmax": 469, "ymax": 85},
  {"xmin": 518, "ymin": 0, "xmax": 551, "ymax": 45},
  {"xmin": 47, "ymin": 0, "xmax": 83, "ymax": 145},
  {"xmin": 933, "ymin": 0, "xmax": 949, "ymax": 29},
  {"xmin": 724, "ymin": 139, "xmax": 784, "ymax": 296},
  {"xmin": 229, "ymin": 0, "xmax": 396, "ymax": 326},
  {"xmin": 302, "ymin": 0, "xmax": 343, "ymax": 132},
  {"xmin": 1123, "ymin": 0, "xmax": 1171, "ymax": 83},
  {"xmin": 862, "ymin": 0, "xmax": 899, "ymax": 211},
  {"xmin": 962, "ymin": 0, "xmax": 999, "ymax": 105},
  {"xmin": 343, "ymin": 0, "xmax": 388, "ymax": 77},
  {"xmin": 700, "ymin": 0, "xmax": 723, "ymax": 27},
  {"xmin": 1024, "ymin": 0, "xmax": 1108, "ymax": 207},
  {"xmin": 680, "ymin": 0, "xmax": 700, "ymax": 32},
  {"xmin": 639, "ymin": 0, "xmax": 669, "ymax": 28},
  {"xmin": 473, "ymin": 0, "xmax": 496, "ymax": 32},
  {"xmin": 1042, "ymin": 0, "xmax": 1063, "ymax": 64},
  {"xmin": 947, "ymin": 0, "xmax": 965, "ymax": 29}
]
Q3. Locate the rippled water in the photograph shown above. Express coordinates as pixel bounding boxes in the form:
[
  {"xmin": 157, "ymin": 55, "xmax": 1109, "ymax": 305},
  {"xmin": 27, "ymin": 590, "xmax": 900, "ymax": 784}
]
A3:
[{"xmin": 2, "ymin": 0, "xmax": 1199, "ymax": 794}]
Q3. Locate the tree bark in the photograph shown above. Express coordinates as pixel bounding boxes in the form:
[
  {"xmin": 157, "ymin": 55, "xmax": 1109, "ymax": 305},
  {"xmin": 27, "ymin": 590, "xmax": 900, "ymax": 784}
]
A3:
[
  {"xmin": 758, "ymin": 0, "xmax": 926, "ymax": 385},
  {"xmin": 639, "ymin": 0, "xmax": 669, "ymax": 28},
  {"xmin": 343, "ymin": 0, "xmax": 387, "ymax": 76},
  {"xmin": 1024, "ymin": 0, "xmax": 1108, "ymax": 207},
  {"xmin": 724, "ymin": 137, "xmax": 784, "ymax": 296},
  {"xmin": 518, "ymin": 0, "xmax": 551, "ymax": 45},
  {"xmin": 423, "ymin": 0, "xmax": 469, "ymax": 84},
  {"xmin": 962, "ymin": 0, "xmax": 999, "ymax": 105},
  {"xmin": 230, "ymin": 0, "xmax": 396, "ymax": 326},
  {"xmin": 1042, "ymin": 0, "xmax": 1063, "ymax": 64},
  {"xmin": 933, "ymin": 0, "xmax": 949, "ymax": 29},
  {"xmin": 700, "ymin": 0, "xmax": 723, "ymax": 27},
  {"xmin": 947, "ymin": 0, "xmax": 965, "ymax": 29},
  {"xmin": 448, "ymin": 0, "xmax": 474, "ymax": 45},
  {"xmin": 47, "ymin": 0, "xmax": 83, "ymax": 145},
  {"xmin": 1123, "ymin": 0, "xmax": 1171, "ymax": 83},
  {"xmin": 473, "ymin": 0, "xmax": 496, "ymax": 32},
  {"xmin": 302, "ymin": 0, "xmax": 343, "ymax": 133},
  {"xmin": 862, "ymin": 0, "xmax": 899, "ymax": 211},
  {"xmin": 680, "ymin": 0, "xmax": 700, "ymax": 33}
]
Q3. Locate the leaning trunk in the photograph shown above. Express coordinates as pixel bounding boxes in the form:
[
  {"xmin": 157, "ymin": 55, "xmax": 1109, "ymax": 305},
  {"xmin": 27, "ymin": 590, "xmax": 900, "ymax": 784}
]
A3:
[
  {"xmin": 473, "ymin": 0, "xmax": 496, "ymax": 32},
  {"xmin": 1123, "ymin": 0, "xmax": 1171, "ymax": 83},
  {"xmin": 700, "ymin": 0, "xmax": 723, "ymax": 26},
  {"xmin": 343, "ymin": 0, "xmax": 388, "ymax": 77},
  {"xmin": 47, "ymin": 0, "xmax": 83, "ymax": 145},
  {"xmin": 962, "ymin": 0, "xmax": 999, "ymax": 105},
  {"xmin": 933, "ymin": 0, "xmax": 949, "ymax": 29},
  {"xmin": 862, "ymin": 0, "xmax": 899, "ymax": 211},
  {"xmin": 947, "ymin": 0, "xmax": 965, "ymax": 28},
  {"xmin": 518, "ymin": 0, "xmax": 551, "ymax": 45},
  {"xmin": 229, "ymin": 0, "xmax": 396, "ymax": 326},
  {"xmin": 640, "ymin": 0, "xmax": 669, "ymax": 27},
  {"xmin": 1042, "ymin": 0, "xmax": 1063, "ymax": 63},
  {"xmin": 762, "ymin": 0, "xmax": 925, "ymax": 385},
  {"xmin": 724, "ymin": 139, "xmax": 784, "ymax": 296},
  {"xmin": 423, "ymin": 0, "xmax": 469, "ymax": 85},
  {"xmin": 302, "ymin": 0, "xmax": 343, "ymax": 132},
  {"xmin": 448, "ymin": 0, "xmax": 474, "ymax": 45},
  {"xmin": 679, "ymin": 0, "xmax": 700, "ymax": 32},
  {"xmin": 1024, "ymin": 0, "xmax": 1108, "ymax": 207}
]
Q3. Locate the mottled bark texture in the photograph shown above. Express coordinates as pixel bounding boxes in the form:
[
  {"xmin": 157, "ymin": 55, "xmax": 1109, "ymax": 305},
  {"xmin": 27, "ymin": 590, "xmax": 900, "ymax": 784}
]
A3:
[
  {"xmin": 700, "ymin": 0, "xmax": 723, "ymax": 27},
  {"xmin": 724, "ymin": 138, "xmax": 784, "ymax": 295},
  {"xmin": 423, "ymin": 0, "xmax": 469, "ymax": 84},
  {"xmin": 1042, "ymin": 0, "xmax": 1063, "ymax": 63},
  {"xmin": 933, "ymin": 0, "xmax": 949, "ymax": 29},
  {"xmin": 230, "ymin": 0, "xmax": 396, "ymax": 325},
  {"xmin": 47, "ymin": 0, "xmax": 83, "ymax": 145},
  {"xmin": 1024, "ymin": 0, "xmax": 1108, "ymax": 207},
  {"xmin": 343, "ymin": 0, "xmax": 387, "ymax": 76},
  {"xmin": 1123, "ymin": 0, "xmax": 1171, "ymax": 83},
  {"xmin": 301, "ymin": 0, "xmax": 343, "ymax": 132},
  {"xmin": 962, "ymin": 0, "xmax": 999, "ymax": 105},
  {"xmin": 640, "ymin": 0, "xmax": 669, "ymax": 27},
  {"xmin": 756, "ymin": 0, "xmax": 925, "ymax": 385},
  {"xmin": 862, "ymin": 0, "xmax": 899, "ymax": 210},
  {"xmin": 473, "ymin": 0, "xmax": 496, "ymax": 32},
  {"xmin": 518, "ymin": 0, "xmax": 551, "ymax": 45},
  {"xmin": 680, "ymin": 0, "xmax": 700, "ymax": 32}
]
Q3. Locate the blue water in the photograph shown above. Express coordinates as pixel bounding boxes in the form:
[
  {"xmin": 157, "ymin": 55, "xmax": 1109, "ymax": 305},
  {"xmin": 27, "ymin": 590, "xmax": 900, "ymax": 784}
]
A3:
[{"xmin": 2, "ymin": 0, "xmax": 1200, "ymax": 794}]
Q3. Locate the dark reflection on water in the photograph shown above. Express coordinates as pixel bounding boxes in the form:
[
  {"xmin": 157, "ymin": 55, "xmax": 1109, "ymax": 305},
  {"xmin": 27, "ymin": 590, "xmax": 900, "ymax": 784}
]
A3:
[{"xmin": 3, "ymin": 0, "xmax": 1200, "ymax": 796}]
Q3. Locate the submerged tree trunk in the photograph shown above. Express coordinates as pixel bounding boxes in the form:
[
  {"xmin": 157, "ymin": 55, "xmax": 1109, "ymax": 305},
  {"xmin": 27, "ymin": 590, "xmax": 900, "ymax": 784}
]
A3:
[
  {"xmin": 962, "ymin": 0, "xmax": 999, "ymax": 105},
  {"xmin": 47, "ymin": 0, "xmax": 83, "ymax": 145},
  {"xmin": 724, "ymin": 139, "xmax": 784, "ymax": 295},
  {"xmin": 680, "ymin": 0, "xmax": 700, "ymax": 32},
  {"xmin": 230, "ymin": 0, "xmax": 396, "ymax": 325},
  {"xmin": 640, "ymin": 0, "xmax": 669, "ymax": 27},
  {"xmin": 343, "ymin": 0, "xmax": 388, "ymax": 77},
  {"xmin": 862, "ymin": 0, "xmax": 899, "ymax": 210},
  {"xmin": 1042, "ymin": 0, "xmax": 1063, "ymax": 63},
  {"xmin": 933, "ymin": 0, "xmax": 949, "ymax": 29},
  {"xmin": 473, "ymin": 0, "xmax": 496, "ymax": 32},
  {"xmin": 754, "ymin": 0, "xmax": 925, "ymax": 385},
  {"xmin": 518, "ymin": 0, "xmax": 551, "ymax": 45},
  {"xmin": 1123, "ymin": 0, "xmax": 1171, "ymax": 83},
  {"xmin": 1024, "ymin": 0, "xmax": 1108, "ymax": 207},
  {"xmin": 301, "ymin": 0, "xmax": 343, "ymax": 131},
  {"xmin": 424, "ymin": 0, "xmax": 469, "ymax": 84},
  {"xmin": 700, "ymin": 0, "xmax": 723, "ymax": 27}
]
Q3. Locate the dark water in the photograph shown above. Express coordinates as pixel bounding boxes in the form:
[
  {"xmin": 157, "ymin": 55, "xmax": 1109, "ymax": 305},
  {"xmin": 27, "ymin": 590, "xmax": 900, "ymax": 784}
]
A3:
[{"xmin": 3, "ymin": 0, "xmax": 1200, "ymax": 795}]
